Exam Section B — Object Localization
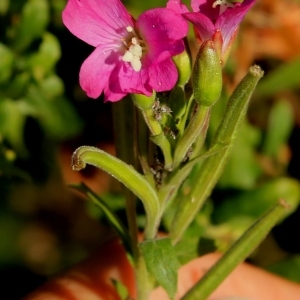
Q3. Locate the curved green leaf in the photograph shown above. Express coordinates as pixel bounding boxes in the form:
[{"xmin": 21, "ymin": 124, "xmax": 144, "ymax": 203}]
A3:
[
  {"xmin": 70, "ymin": 182, "xmax": 132, "ymax": 255},
  {"xmin": 72, "ymin": 146, "xmax": 160, "ymax": 239}
]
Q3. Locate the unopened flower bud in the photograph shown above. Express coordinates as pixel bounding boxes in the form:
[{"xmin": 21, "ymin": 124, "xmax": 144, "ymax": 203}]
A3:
[
  {"xmin": 192, "ymin": 40, "xmax": 222, "ymax": 107},
  {"xmin": 131, "ymin": 92, "xmax": 156, "ymax": 110},
  {"xmin": 172, "ymin": 49, "xmax": 191, "ymax": 87}
]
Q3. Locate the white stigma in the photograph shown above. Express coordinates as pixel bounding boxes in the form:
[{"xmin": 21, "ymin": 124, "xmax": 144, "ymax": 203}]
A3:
[
  {"xmin": 122, "ymin": 26, "xmax": 144, "ymax": 72},
  {"xmin": 126, "ymin": 26, "xmax": 133, "ymax": 32},
  {"xmin": 212, "ymin": 0, "xmax": 235, "ymax": 14}
]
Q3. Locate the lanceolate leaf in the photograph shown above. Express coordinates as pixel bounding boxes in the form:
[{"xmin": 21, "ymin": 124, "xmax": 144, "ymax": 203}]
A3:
[
  {"xmin": 158, "ymin": 144, "xmax": 229, "ymax": 205},
  {"xmin": 72, "ymin": 146, "xmax": 160, "ymax": 239},
  {"xmin": 140, "ymin": 238, "xmax": 180, "ymax": 299},
  {"xmin": 71, "ymin": 182, "xmax": 131, "ymax": 254}
]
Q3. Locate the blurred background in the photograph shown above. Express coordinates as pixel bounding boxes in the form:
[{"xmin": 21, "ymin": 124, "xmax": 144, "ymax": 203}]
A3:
[{"xmin": 1, "ymin": 0, "xmax": 300, "ymax": 299}]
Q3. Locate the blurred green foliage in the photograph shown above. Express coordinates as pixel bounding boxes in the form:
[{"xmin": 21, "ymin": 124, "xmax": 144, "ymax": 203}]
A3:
[
  {"xmin": 0, "ymin": 1, "xmax": 84, "ymax": 293},
  {"xmin": 0, "ymin": 0, "xmax": 82, "ymax": 168}
]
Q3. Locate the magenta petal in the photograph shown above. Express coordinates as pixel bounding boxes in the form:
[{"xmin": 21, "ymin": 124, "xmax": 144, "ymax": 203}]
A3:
[
  {"xmin": 216, "ymin": 0, "xmax": 256, "ymax": 51},
  {"xmin": 137, "ymin": 8, "xmax": 188, "ymax": 44},
  {"xmin": 103, "ymin": 62, "xmax": 133, "ymax": 101},
  {"xmin": 148, "ymin": 58, "xmax": 178, "ymax": 92},
  {"xmin": 103, "ymin": 89, "xmax": 127, "ymax": 102},
  {"xmin": 62, "ymin": 0, "xmax": 133, "ymax": 47},
  {"xmin": 183, "ymin": 12, "xmax": 215, "ymax": 42},
  {"xmin": 79, "ymin": 46, "xmax": 119, "ymax": 99},
  {"xmin": 118, "ymin": 63, "xmax": 152, "ymax": 96},
  {"xmin": 146, "ymin": 39, "xmax": 185, "ymax": 65},
  {"xmin": 166, "ymin": 0, "xmax": 189, "ymax": 14},
  {"xmin": 191, "ymin": 0, "xmax": 220, "ymax": 21}
]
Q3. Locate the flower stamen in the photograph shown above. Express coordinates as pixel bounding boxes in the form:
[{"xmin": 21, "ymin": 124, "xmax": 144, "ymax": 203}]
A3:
[
  {"xmin": 212, "ymin": 0, "xmax": 235, "ymax": 15},
  {"xmin": 122, "ymin": 26, "xmax": 145, "ymax": 71}
]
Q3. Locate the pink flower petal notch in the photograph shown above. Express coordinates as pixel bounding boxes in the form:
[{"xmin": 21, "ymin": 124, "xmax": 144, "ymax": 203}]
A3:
[{"xmin": 62, "ymin": 0, "xmax": 188, "ymax": 102}]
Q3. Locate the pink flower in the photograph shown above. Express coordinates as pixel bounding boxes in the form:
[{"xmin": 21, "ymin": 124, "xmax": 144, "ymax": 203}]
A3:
[
  {"xmin": 168, "ymin": 0, "xmax": 256, "ymax": 59},
  {"xmin": 62, "ymin": 0, "xmax": 188, "ymax": 102}
]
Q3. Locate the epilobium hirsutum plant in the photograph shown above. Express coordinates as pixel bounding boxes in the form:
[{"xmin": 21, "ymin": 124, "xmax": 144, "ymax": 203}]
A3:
[{"xmin": 63, "ymin": 0, "xmax": 294, "ymax": 299}]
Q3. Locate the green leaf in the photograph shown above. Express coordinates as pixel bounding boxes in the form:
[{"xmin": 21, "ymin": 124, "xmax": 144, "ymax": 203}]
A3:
[
  {"xmin": 111, "ymin": 279, "xmax": 130, "ymax": 300},
  {"xmin": 12, "ymin": 0, "xmax": 49, "ymax": 52},
  {"xmin": 28, "ymin": 33, "xmax": 61, "ymax": 80},
  {"xmin": 268, "ymin": 255, "xmax": 300, "ymax": 283},
  {"xmin": 71, "ymin": 183, "xmax": 131, "ymax": 255},
  {"xmin": 262, "ymin": 100, "xmax": 294, "ymax": 157},
  {"xmin": 71, "ymin": 146, "xmax": 160, "ymax": 239},
  {"xmin": 139, "ymin": 238, "xmax": 180, "ymax": 299},
  {"xmin": 173, "ymin": 237, "xmax": 200, "ymax": 265},
  {"xmin": 256, "ymin": 57, "xmax": 300, "ymax": 97},
  {"xmin": 158, "ymin": 143, "xmax": 229, "ymax": 205},
  {"xmin": 26, "ymin": 84, "xmax": 82, "ymax": 140},
  {"xmin": 0, "ymin": 43, "xmax": 14, "ymax": 84},
  {"xmin": 173, "ymin": 105, "xmax": 211, "ymax": 168},
  {"xmin": 0, "ymin": 98, "xmax": 27, "ymax": 157},
  {"xmin": 213, "ymin": 177, "xmax": 300, "ymax": 224},
  {"xmin": 0, "ymin": 0, "xmax": 9, "ymax": 15},
  {"xmin": 168, "ymin": 86, "xmax": 187, "ymax": 137},
  {"xmin": 39, "ymin": 75, "xmax": 64, "ymax": 98},
  {"xmin": 3, "ymin": 72, "xmax": 31, "ymax": 99},
  {"xmin": 218, "ymin": 121, "xmax": 262, "ymax": 189}
]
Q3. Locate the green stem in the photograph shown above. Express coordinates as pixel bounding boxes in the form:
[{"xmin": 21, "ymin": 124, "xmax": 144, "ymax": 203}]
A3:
[
  {"xmin": 131, "ymin": 94, "xmax": 173, "ymax": 171},
  {"xmin": 136, "ymin": 109, "xmax": 153, "ymax": 180},
  {"xmin": 112, "ymin": 98, "xmax": 139, "ymax": 261},
  {"xmin": 190, "ymin": 109, "xmax": 210, "ymax": 159},
  {"xmin": 143, "ymin": 109, "xmax": 173, "ymax": 170},
  {"xmin": 150, "ymin": 133, "xmax": 173, "ymax": 171},
  {"xmin": 173, "ymin": 105, "xmax": 211, "ymax": 169},
  {"xmin": 135, "ymin": 253, "xmax": 153, "ymax": 300},
  {"xmin": 181, "ymin": 200, "xmax": 290, "ymax": 300},
  {"xmin": 113, "ymin": 98, "xmax": 157, "ymax": 299}
]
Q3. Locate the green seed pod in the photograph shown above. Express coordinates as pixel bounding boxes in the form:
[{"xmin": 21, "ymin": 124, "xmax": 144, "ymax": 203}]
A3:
[{"xmin": 192, "ymin": 40, "xmax": 222, "ymax": 107}]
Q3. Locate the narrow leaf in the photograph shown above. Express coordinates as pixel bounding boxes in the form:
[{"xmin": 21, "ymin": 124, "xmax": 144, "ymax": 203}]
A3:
[
  {"xmin": 262, "ymin": 100, "xmax": 294, "ymax": 157},
  {"xmin": 111, "ymin": 279, "xmax": 130, "ymax": 300},
  {"xmin": 159, "ymin": 144, "xmax": 228, "ymax": 205},
  {"xmin": 256, "ymin": 57, "xmax": 300, "ymax": 97},
  {"xmin": 140, "ymin": 238, "xmax": 180, "ymax": 299},
  {"xmin": 70, "ymin": 182, "xmax": 131, "ymax": 254}
]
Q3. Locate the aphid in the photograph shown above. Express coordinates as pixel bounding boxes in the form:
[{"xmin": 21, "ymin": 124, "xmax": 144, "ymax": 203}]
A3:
[
  {"xmin": 152, "ymin": 99, "xmax": 172, "ymax": 123},
  {"xmin": 160, "ymin": 104, "xmax": 172, "ymax": 115},
  {"xmin": 164, "ymin": 127, "xmax": 177, "ymax": 140},
  {"xmin": 150, "ymin": 157, "xmax": 164, "ymax": 187},
  {"xmin": 183, "ymin": 146, "xmax": 193, "ymax": 162}
]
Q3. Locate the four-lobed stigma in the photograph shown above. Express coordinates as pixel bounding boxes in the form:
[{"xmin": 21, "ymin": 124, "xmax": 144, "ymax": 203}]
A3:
[{"xmin": 212, "ymin": 0, "xmax": 235, "ymax": 14}]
